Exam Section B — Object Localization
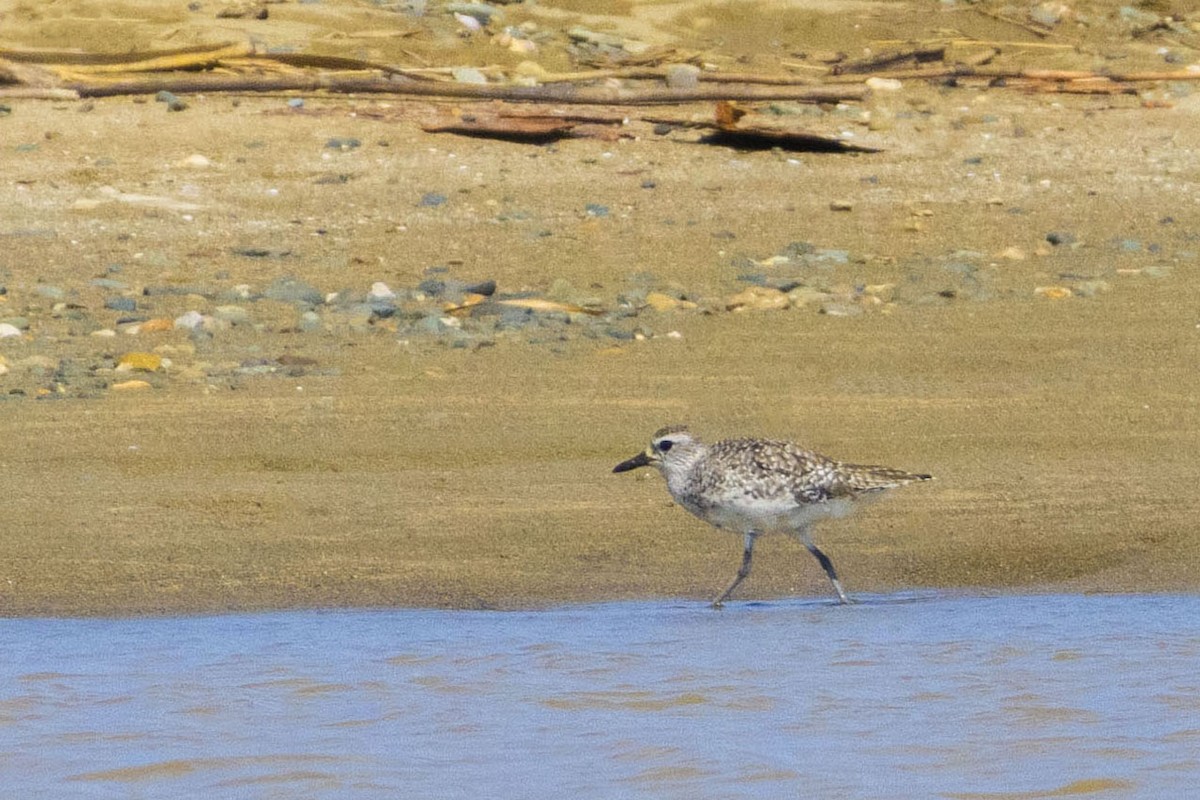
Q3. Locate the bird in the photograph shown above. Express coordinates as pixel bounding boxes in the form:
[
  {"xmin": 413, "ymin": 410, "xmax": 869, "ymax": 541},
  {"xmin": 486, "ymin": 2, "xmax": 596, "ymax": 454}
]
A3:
[{"xmin": 612, "ymin": 425, "xmax": 932, "ymax": 607}]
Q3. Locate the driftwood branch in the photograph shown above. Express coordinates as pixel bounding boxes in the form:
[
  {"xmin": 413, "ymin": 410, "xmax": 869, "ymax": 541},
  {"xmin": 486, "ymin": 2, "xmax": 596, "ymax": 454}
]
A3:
[
  {"xmin": 0, "ymin": 41, "xmax": 249, "ymax": 65},
  {"xmin": 60, "ymin": 72, "xmax": 869, "ymax": 105},
  {"xmin": 42, "ymin": 42, "xmax": 255, "ymax": 74},
  {"xmin": 7, "ymin": 35, "xmax": 1197, "ymax": 111}
]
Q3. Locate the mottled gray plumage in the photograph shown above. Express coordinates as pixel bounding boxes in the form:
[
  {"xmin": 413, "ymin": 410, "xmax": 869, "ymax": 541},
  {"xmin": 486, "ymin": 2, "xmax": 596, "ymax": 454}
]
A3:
[{"xmin": 613, "ymin": 425, "xmax": 932, "ymax": 606}]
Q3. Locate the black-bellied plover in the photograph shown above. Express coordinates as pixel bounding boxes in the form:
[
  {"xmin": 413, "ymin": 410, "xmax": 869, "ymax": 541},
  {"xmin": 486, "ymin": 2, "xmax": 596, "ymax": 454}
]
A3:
[{"xmin": 613, "ymin": 425, "xmax": 932, "ymax": 607}]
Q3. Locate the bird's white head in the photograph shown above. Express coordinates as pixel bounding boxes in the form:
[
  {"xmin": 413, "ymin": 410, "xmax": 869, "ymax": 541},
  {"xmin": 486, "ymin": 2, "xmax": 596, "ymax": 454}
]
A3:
[{"xmin": 613, "ymin": 425, "xmax": 705, "ymax": 478}]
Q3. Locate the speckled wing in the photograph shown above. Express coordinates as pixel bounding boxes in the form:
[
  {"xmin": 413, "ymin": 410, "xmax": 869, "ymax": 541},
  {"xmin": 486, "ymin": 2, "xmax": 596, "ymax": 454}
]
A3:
[
  {"xmin": 699, "ymin": 438, "xmax": 929, "ymax": 505},
  {"xmin": 695, "ymin": 438, "xmax": 844, "ymax": 505}
]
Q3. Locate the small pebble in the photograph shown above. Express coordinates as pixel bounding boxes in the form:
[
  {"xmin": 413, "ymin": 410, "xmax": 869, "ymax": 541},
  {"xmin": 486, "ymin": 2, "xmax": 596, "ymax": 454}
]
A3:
[
  {"xmin": 105, "ymin": 297, "xmax": 138, "ymax": 312},
  {"xmin": 213, "ymin": 305, "xmax": 251, "ymax": 325},
  {"xmin": 820, "ymin": 302, "xmax": 864, "ymax": 317},
  {"xmin": 0, "ymin": 323, "xmax": 22, "ymax": 338},
  {"xmin": 135, "ymin": 318, "xmax": 174, "ymax": 334},
  {"xmin": 264, "ymin": 277, "xmax": 324, "ymax": 306},
  {"xmin": 178, "ymin": 154, "xmax": 212, "ymax": 168},
  {"xmin": 298, "ymin": 311, "xmax": 323, "ymax": 332},
  {"xmin": 117, "ymin": 352, "xmax": 163, "ymax": 372},
  {"xmin": 664, "ymin": 64, "xmax": 700, "ymax": 90},
  {"xmin": 111, "ymin": 379, "xmax": 153, "ymax": 391},
  {"xmin": 1072, "ymin": 280, "xmax": 1110, "ymax": 298},
  {"xmin": 726, "ymin": 286, "xmax": 789, "ymax": 312},
  {"xmin": 19, "ymin": 355, "xmax": 57, "ymax": 371},
  {"xmin": 232, "ymin": 246, "xmax": 291, "ymax": 259},
  {"xmin": 1030, "ymin": 0, "xmax": 1069, "ymax": 26},
  {"xmin": 464, "ymin": 279, "xmax": 497, "ymax": 297},
  {"xmin": 788, "ymin": 287, "xmax": 832, "ymax": 307},
  {"xmin": 174, "ymin": 311, "xmax": 207, "ymax": 331},
  {"xmin": 368, "ymin": 282, "xmax": 397, "ymax": 301},
  {"xmin": 644, "ymin": 292, "xmax": 684, "ymax": 312},
  {"xmin": 454, "ymin": 12, "xmax": 483, "ymax": 32},
  {"xmin": 452, "ymin": 67, "xmax": 489, "ymax": 84},
  {"xmin": 419, "ymin": 192, "xmax": 448, "ymax": 208},
  {"xmin": 865, "ymin": 77, "xmax": 903, "ymax": 92}
]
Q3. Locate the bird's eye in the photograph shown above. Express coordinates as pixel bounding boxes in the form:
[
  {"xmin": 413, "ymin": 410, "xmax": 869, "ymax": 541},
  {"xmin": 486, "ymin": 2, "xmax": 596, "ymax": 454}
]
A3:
[{"xmin": 658, "ymin": 440, "xmax": 673, "ymax": 452}]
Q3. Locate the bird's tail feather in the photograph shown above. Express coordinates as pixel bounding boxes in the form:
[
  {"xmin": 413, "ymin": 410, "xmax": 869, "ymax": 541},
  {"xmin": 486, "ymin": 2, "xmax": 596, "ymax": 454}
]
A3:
[{"xmin": 842, "ymin": 464, "xmax": 933, "ymax": 492}]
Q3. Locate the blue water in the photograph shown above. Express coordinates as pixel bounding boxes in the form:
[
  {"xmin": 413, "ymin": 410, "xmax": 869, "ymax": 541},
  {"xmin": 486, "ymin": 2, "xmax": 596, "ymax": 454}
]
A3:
[{"xmin": 2, "ymin": 594, "xmax": 1199, "ymax": 798}]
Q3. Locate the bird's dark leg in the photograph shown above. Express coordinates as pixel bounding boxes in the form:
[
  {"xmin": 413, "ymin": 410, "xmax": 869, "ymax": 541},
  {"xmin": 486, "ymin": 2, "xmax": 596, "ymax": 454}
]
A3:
[
  {"xmin": 799, "ymin": 528, "xmax": 852, "ymax": 604},
  {"xmin": 712, "ymin": 532, "xmax": 757, "ymax": 609}
]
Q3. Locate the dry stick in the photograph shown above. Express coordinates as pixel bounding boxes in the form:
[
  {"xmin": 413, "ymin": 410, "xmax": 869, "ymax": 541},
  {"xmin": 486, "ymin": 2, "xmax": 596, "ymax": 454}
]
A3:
[
  {"xmin": 826, "ymin": 64, "xmax": 1200, "ymax": 84},
  {"xmin": 1106, "ymin": 69, "xmax": 1200, "ymax": 82},
  {"xmin": 823, "ymin": 66, "xmax": 963, "ymax": 82},
  {"xmin": 780, "ymin": 60, "xmax": 832, "ymax": 74},
  {"xmin": 61, "ymin": 73, "xmax": 869, "ymax": 104},
  {"xmin": 970, "ymin": 7, "xmax": 1056, "ymax": 40},
  {"xmin": 0, "ymin": 87, "xmax": 81, "ymax": 99},
  {"xmin": 870, "ymin": 38, "xmax": 1078, "ymax": 50},
  {"xmin": 256, "ymin": 52, "xmax": 441, "ymax": 79},
  {"xmin": 537, "ymin": 68, "xmax": 819, "ymax": 86},
  {"xmin": 697, "ymin": 71, "xmax": 821, "ymax": 86},
  {"xmin": 984, "ymin": 67, "xmax": 1107, "ymax": 80},
  {"xmin": 834, "ymin": 46, "xmax": 947, "ymax": 74},
  {"xmin": 1024, "ymin": 81, "xmax": 1138, "ymax": 95},
  {"xmin": 12, "ymin": 45, "xmax": 821, "ymax": 90},
  {"xmin": 0, "ymin": 41, "xmax": 247, "ymax": 65},
  {"xmin": 41, "ymin": 42, "xmax": 254, "ymax": 74}
]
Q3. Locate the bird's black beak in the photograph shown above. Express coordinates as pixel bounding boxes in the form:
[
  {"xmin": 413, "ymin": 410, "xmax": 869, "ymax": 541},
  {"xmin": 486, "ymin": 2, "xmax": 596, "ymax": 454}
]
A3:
[{"xmin": 613, "ymin": 450, "xmax": 653, "ymax": 473}]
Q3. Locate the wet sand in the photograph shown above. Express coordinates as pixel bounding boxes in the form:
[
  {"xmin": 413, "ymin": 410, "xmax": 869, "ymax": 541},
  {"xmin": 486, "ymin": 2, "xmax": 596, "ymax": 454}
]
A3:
[
  {"xmin": 4, "ymin": 281, "xmax": 1200, "ymax": 616},
  {"xmin": 3, "ymin": 1, "xmax": 1200, "ymax": 615}
]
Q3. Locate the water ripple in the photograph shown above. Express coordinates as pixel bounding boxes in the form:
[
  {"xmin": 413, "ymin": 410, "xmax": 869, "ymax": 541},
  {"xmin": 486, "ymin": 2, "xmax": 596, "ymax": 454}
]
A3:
[{"xmin": 1, "ymin": 594, "xmax": 1198, "ymax": 798}]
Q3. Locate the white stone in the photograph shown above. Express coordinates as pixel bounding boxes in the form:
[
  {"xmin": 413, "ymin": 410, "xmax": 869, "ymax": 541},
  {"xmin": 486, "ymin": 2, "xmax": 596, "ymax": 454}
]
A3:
[
  {"xmin": 368, "ymin": 281, "xmax": 397, "ymax": 300},
  {"xmin": 866, "ymin": 77, "xmax": 903, "ymax": 92},
  {"xmin": 174, "ymin": 310, "xmax": 207, "ymax": 330},
  {"xmin": 178, "ymin": 154, "xmax": 212, "ymax": 168}
]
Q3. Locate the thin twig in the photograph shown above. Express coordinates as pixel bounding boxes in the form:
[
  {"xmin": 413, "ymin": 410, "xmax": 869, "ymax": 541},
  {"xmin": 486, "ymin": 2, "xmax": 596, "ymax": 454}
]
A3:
[{"xmin": 834, "ymin": 46, "xmax": 947, "ymax": 74}]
